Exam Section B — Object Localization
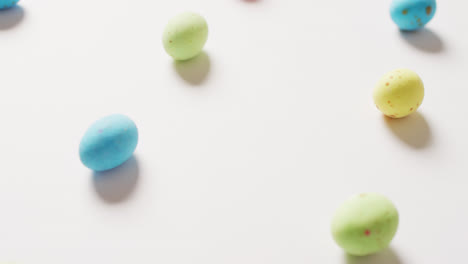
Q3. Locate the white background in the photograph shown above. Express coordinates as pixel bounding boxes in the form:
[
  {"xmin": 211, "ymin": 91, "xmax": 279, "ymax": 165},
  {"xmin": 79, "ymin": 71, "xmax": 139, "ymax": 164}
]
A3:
[{"xmin": 0, "ymin": 0, "xmax": 466, "ymax": 263}]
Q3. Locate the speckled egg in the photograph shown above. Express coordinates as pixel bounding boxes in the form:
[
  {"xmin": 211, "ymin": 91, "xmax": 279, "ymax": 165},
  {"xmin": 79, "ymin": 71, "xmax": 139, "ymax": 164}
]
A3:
[
  {"xmin": 390, "ymin": 0, "xmax": 436, "ymax": 31},
  {"xmin": 331, "ymin": 193, "xmax": 399, "ymax": 256},
  {"xmin": 79, "ymin": 114, "xmax": 138, "ymax": 172},
  {"xmin": 163, "ymin": 12, "xmax": 208, "ymax": 61},
  {"xmin": 0, "ymin": 0, "xmax": 19, "ymax": 9},
  {"xmin": 373, "ymin": 69, "xmax": 424, "ymax": 118}
]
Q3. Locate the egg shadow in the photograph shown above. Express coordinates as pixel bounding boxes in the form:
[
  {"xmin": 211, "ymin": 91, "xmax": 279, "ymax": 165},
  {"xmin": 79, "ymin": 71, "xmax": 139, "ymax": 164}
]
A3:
[
  {"xmin": 242, "ymin": 0, "xmax": 262, "ymax": 3},
  {"xmin": 0, "ymin": 6, "xmax": 25, "ymax": 30},
  {"xmin": 173, "ymin": 51, "xmax": 211, "ymax": 86},
  {"xmin": 384, "ymin": 112, "xmax": 432, "ymax": 149},
  {"xmin": 345, "ymin": 248, "xmax": 403, "ymax": 264},
  {"xmin": 399, "ymin": 28, "xmax": 444, "ymax": 53},
  {"xmin": 92, "ymin": 156, "xmax": 139, "ymax": 204}
]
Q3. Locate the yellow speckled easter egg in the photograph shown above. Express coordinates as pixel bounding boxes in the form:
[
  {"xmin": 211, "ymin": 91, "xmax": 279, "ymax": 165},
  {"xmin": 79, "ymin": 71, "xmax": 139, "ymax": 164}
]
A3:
[{"xmin": 373, "ymin": 69, "xmax": 424, "ymax": 118}]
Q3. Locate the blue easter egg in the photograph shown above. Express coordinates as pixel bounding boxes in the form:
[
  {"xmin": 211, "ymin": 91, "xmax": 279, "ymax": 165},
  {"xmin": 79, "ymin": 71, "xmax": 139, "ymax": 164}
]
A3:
[
  {"xmin": 79, "ymin": 114, "xmax": 138, "ymax": 172},
  {"xmin": 0, "ymin": 0, "xmax": 19, "ymax": 10},
  {"xmin": 390, "ymin": 0, "xmax": 436, "ymax": 31}
]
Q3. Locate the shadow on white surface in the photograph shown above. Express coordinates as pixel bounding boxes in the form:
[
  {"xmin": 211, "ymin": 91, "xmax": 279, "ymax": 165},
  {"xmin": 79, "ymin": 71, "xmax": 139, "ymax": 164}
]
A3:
[
  {"xmin": 384, "ymin": 112, "xmax": 432, "ymax": 149},
  {"xmin": 399, "ymin": 28, "xmax": 444, "ymax": 53},
  {"xmin": 92, "ymin": 156, "xmax": 139, "ymax": 204},
  {"xmin": 0, "ymin": 6, "xmax": 24, "ymax": 30},
  {"xmin": 173, "ymin": 51, "xmax": 211, "ymax": 85},
  {"xmin": 242, "ymin": 0, "xmax": 262, "ymax": 3},
  {"xmin": 346, "ymin": 248, "xmax": 403, "ymax": 264}
]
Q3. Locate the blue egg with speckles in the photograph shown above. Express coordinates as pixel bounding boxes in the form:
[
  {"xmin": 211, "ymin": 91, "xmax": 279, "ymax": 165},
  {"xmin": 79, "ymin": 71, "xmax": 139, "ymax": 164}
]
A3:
[
  {"xmin": 0, "ymin": 0, "xmax": 20, "ymax": 9},
  {"xmin": 390, "ymin": 0, "xmax": 436, "ymax": 31},
  {"xmin": 79, "ymin": 114, "xmax": 138, "ymax": 172}
]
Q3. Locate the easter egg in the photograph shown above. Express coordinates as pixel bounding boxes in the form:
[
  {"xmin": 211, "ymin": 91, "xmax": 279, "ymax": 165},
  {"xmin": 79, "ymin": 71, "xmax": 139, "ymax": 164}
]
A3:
[
  {"xmin": 373, "ymin": 69, "xmax": 424, "ymax": 118},
  {"xmin": 0, "ymin": 0, "xmax": 19, "ymax": 9},
  {"xmin": 163, "ymin": 12, "xmax": 208, "ymax": 61},
  {"xmin": 79, "ymin": 114, "xmax": 138, "ymax": 172},
  {"xmin": 331, "ymin": 193, "xmax": 399, "ymax": 256},
  {"xmin": 390, "ymin": 0, "xmax": 436, "ymax": 31}
]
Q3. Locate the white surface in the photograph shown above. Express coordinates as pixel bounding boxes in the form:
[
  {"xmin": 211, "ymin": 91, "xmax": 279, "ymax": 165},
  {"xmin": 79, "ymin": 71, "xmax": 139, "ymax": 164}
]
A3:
[{"xmin": 0, "ymin": 0, "xmax": 467, "ymax": 262}]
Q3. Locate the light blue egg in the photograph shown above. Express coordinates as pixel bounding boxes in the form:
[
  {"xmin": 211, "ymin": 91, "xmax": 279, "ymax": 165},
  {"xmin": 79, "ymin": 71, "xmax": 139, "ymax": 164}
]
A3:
[
  {"xmin": 390, "ymin": 0, "xmax": 436, "ymax": 31},
  {"xmin": 79, "ymin": 114, "xmax": 138, "ymax": 172},
  {"xmin": 0, "ymin": 0, "xmax": 19, "ymax": 10}
]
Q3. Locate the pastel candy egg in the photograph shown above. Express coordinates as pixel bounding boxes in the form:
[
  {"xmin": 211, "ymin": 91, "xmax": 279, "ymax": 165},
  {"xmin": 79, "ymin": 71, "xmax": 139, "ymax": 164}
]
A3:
[
  {"xmin": 331, "ymin": 193, "xmax": 399, "ymax": 256},
  {"xmin": 79, "ymin": 114, "xmax": 138, "ymax": 172},
  {"xmin": 163, "ymin": 12, "xmax": 208, "ymax": 61},
  {"xmin": 390, "ymin": 0, "xmax": 436, "ymax": 31},
  {"xmin": 373, "ymin": 69, "xmax": 424, "ymax": 118},
  {"xmin": 0, "ymin": 0, "xmax": 19, "ymax": 9}
]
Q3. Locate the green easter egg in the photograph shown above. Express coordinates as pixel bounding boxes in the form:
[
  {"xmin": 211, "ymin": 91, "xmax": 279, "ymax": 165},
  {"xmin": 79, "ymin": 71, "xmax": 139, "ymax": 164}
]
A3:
[
  {"xmin": 163, "ymin": 12, "xmax": 208, "ymax": 61},
  {"xmin": 331, "ymin": 193, "xmax": 399, "ymax": 256},
  {"xmin": 373, "ymin": 69, "xmax": 424, "ymax": 118}
]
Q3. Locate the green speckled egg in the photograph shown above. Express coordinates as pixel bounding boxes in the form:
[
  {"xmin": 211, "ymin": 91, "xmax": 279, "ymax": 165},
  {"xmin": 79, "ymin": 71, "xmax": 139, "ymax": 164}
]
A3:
[
  {"xmin": 331, "ymin": 193, "xmax": 399, "ymax": 256},
  {"xmin": 373, "ymin": 69, "xmax": 424, "ymax": 118},
  {"xmin": 163, "ymin": 12, "xmax": 208, "ymax": 61}
]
